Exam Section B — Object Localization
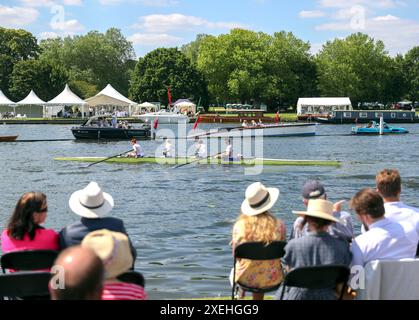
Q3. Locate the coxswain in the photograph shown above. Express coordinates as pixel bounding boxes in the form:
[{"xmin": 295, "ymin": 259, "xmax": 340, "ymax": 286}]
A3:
[{"xmin": 127, "ymin": 138, "xmax": 145, "ymax": 158}]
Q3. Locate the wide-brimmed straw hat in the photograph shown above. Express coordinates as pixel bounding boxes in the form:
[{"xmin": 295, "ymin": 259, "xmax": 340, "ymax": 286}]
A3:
[
  {"xmin": 241, "ymin": 182, "xmax": 279, "ymax": 216},
  {"xmin": 81, "ymin": 229, "xmax": 133, "ymax": 279},
  {"xmin": 293, "ymin": 199, "xmax": 339, "ymax": 223},
  {"xmin": 69, "ymin": 182, "xmax": 114, "ymax": 218}
]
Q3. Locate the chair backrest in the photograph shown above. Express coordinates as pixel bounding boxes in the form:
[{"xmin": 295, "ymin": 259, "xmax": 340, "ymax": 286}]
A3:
[
  {"xmin": 0, "ymin": 272, "xmax": 51, "ymax": 298},
  {"xmin": 234, "ymin": 241, "xmax": 286, "ymax": 261},
  {"xmin": 117, "ymin": 271, "xmax": 145, "ymax": 288},
  {"xmin": 358, "ymin": 259, "xmax": 419, "ymax": 300},
  {"xmin": 283, "ymin": 265, "xmax": 349, "ymax": 289},
  {"xmin": 1, "ymin": 250, "xmax": 59, "ymax": 272}
]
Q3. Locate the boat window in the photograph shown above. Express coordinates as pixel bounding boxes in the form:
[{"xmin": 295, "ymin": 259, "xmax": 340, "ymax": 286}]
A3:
[
  {"xmin": 359, "ymin": 112, "xmax": 368, "ymax": 118},
  {"xmin": 343, "ymin": 112, "xmax": 352, "ymax": 118},
  {"xmin": 391, "ymin": 113, "xmax": 396, "ymax": 118},
  {"xmin": 375, "ymin": 113, "xmax": 383, "ymax": 118}
]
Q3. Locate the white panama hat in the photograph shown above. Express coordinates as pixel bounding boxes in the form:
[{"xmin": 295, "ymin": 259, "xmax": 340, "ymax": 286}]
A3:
[
  {"xmin": 293, "ymin": 199, "xmax": 340, "ymax": 223},
  {"xmin": 241, "ymin": 182, "xmax": 280, "ymax": 216},
  {"xmin": 69, "ymin": 182, "xmax": 114, "ymax": 218}
]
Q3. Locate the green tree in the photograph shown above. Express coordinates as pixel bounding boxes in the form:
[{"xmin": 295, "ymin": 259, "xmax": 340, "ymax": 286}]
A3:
[
  {"xmin": 403, "ymin": 46, "xmax": 419, "ymax": 104},
  {"xmin": 129, "ymin": 48, "xmax": 208, "ymax": 107},
  {"xmin": 181, "ymin": 34, "xmax": 211, "ymax": 66},
  {"xmin": 9, "ymin": 59, "xmax": 68, "ymax": 101},
  {"xmin": 316, "ymin": 33, "xmax": 396, "ymax": 107}
]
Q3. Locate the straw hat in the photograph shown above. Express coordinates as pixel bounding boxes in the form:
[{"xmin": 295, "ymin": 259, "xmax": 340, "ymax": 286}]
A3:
[
  {"xmin": 81, "ymin": 229, "xmax": 133, "ymax": 279},
  {"xmin": 69, "ymin": 182, "xmax": 114, "ymax": 218},
  {"xmin": 293, "ymin": 199, "xmax": 339, "ymax": 223},
  {"xmin": 241, "ymin": 182, "xmax": 279, "ymax": 216}
]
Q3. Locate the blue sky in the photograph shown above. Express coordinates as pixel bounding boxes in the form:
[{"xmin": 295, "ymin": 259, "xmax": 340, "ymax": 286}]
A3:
[{"xmin": 1, "ymin": 0, "xmax": 418, "ymax": 57}]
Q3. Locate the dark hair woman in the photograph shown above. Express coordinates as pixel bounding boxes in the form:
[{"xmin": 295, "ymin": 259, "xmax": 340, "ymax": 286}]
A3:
[{"xmin": 1, "ymin": 192, "xmax": 59, "ymax": 253}]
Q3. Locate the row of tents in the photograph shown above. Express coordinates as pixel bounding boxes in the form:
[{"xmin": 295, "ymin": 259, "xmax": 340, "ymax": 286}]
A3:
[{"xmin": 0, "ymin": 84, "xmax": 197, "ymax": 118}]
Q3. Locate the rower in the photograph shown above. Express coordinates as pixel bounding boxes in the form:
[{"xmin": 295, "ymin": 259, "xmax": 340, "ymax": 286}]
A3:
[
  {"xmin": 258, "ymin": 119, "xmax": 263, "ymax": 126},
  {"xmin": 194, "ymin": 137, "xmax": 207, "ymax": 158},
  {"xmin": 242, "ymin": 120, "xmax": 248, "ymax": 127},
  {"xmin": 127, "ymin": 138, "xmax": 145, "ymax": 158},
  {"xmin": 216, "ymin": 138, "xmax": 233, "ymax": 161},
  {"xmin": 163, "ymin": 137, "xmax": 172, "ymax": 158},
  {"xmin": 251, "ymin": 120, "xmax": 257, "ymax": 127}
]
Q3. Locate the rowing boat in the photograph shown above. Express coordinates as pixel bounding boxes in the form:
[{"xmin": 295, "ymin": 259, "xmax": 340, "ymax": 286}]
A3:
[
  {"xmin": 54, "ymin": 157, "xmax": 341, "ymax": 167},
  {"xmin": 0, "ymin": 135, "xmax": 18, "ymax": 142}
]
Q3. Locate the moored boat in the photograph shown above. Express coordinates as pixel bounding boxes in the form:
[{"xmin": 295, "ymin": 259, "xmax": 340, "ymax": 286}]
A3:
[
  {"xmin": 0, "ymin": 135, "xmax": 18, "ymax": 142},
  {"xmin": 188, "ymin": 123, "xmax": 316, "ymax": 139},
  {"xmin": 134, "ymin": 110, "xmax": 189, "ymax": 124},
  {"xmin": 351, "ymin": 121, "xmax": 409, "ymax": 135},
  {"xmin": 71, "ymin": 116, "xmax": 150, "ymax": 140},
  {"xmin": 54, "ymin": 156, "xmax": 340, "ymax": 167}
]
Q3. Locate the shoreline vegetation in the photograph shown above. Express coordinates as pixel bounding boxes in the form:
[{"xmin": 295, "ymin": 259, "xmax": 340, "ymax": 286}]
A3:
[{"xmin": 0, "ymin": 27, "xmax": 417, "ymax": 114}]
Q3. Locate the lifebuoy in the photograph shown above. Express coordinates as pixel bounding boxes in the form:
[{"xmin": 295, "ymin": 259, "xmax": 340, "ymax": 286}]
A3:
[{"xmin": 403, "ymin": 113, "xmax": 406, "ymax": 117}]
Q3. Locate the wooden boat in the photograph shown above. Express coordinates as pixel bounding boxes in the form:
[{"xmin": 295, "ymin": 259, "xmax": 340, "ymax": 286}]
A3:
[
  {"xmin": 134, "ymin": 111, "xmax": 189, "ymax": 124},
  {"xmin": 71, "ymin": 116, "xmax": 150, "ymax": 140},
  {"xmin": 0, "ymin": 135, "xmax": 18, "ymax": 142},
  {"xmin": 188, "ymin": 123, "xmax": 316, "ymax": 139},
  {"xmin": 351, "ymin": 121, "xmax": 409, "ymax": 135},
  {"xmin": 314, "ymin": 110, "xmax": 418, "ymax": 124},
  {"xmin": 54, "ymin": 156, "xmax": 340, "ymax": 167},
  {"xmin": 198, "ymin": 110, "xmax": 276, "ymax": 124}
]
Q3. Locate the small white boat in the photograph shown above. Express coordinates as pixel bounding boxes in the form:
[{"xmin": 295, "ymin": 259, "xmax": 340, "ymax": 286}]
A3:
[
  {"xmin": 134, "ymin": 110, "xmax": 189, "ymax": 124},
  {"xmin": 188, "ymin": 123, "xmax": 317, "ymax": 139}
]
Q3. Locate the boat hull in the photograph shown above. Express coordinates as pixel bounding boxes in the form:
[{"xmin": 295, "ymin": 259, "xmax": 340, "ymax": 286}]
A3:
[
  {"xmin": 0, "ymin": 135, "xmax": 18, "ymax": 142},
  {"xmin": 189, "ymin": 123, "xmax": 316, "ymax": 139},
  {"xmin": 54, "ymin": 156, "xmax": 340, "ymax": 167},
  {"xmin": 351, "ymin": 127, "xmax": 409, "ymax": 134},
  {"xmin": 71, "ymin": 127, "xmax": 150, "ymax": 140}
]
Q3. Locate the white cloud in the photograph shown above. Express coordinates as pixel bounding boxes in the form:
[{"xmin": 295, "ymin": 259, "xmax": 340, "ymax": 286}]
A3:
[
  {"xmin": 50, "ymin": 19, "xmax": 84, "ymax": 32},
  {"xmin": 299, "ymin": 10, "xmax": 326, "ymax": 18},
  {"xmin": 18, "ymin": 0, "xmax": 56, "ymax": 7},
  {"xmin": 39, "ymin": 31, "xmax": 60, "ymax": 39},
  {"xmin": 316, "ymin": 16, "xmax": 419, "ymax": 55},
  {"xmin": 132, "ymin": 13, "xmax": 247, "ymax": 33},
  {"xmin": 318, "ymin": 0, "xmax": 403, "ymax": 8},
  {"xmin": 128, "ymin": 33, "xmax": 182, "ymax": 46},
  {"xmin": 99, "ymin": 0, "xmax": 178, "ymax": 6},
  {"xmin": 63, "ymin": 0, "xmax": 82, "ymax": 5},
  {"xmin": 0, "ymin": 5, "xmax": 39, "ymax": 27}
]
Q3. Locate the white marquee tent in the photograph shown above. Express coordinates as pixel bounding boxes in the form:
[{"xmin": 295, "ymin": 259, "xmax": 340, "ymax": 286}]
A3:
[
  {"xmin": 86, "ymin": 84, "xmax": 138, "ymax": 115},
  {"xmin": 297, "ymin": 97, "xmax": 352, "ymax": 115},
  {"xmin": 0, "ymin": 89, "xmax": 16, "ymax": 116},
  {"xmin": 47, "ymin": 84, "xmax": 86, "ymax": 118},
  {"xmin": 173, "ymin": 99, "xmax": 197, "ymax": 114},
  {"xmin": 134, "ymin": 102, "xmax": 159, "ymax": 114},
  {"xmin": 16, "ymin": 90, "xmax": 46, "ymax": 117}
]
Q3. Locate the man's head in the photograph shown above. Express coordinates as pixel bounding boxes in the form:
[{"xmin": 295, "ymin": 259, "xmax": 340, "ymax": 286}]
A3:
[
  {"xmin": 302, "ymin": 180, "xmax": 327, "ymax": 206},
  {"xmin": 351, "ymin": 188, "xmax": 385, "ymax": 226},
  {"xmin": 376, "ymin": 169, "xmax": 401, "ymax": 200},
  {"xmin": 50, "ymin": 246, "xmax": 104, "ymax": 300}
]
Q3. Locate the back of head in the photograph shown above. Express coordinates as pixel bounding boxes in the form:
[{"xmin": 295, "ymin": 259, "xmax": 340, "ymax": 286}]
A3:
[
  {"xmin": 8, "ymin": 192, "xmax": 46, "ymax": 241},
  {"xmin": 376, "ymin": 169, "xmax": 401, "ymax": 199},
  {"xmin": 302, "ymin": 180, "xmax": 326, "ymax": 201},
  {"xmin": 351, "ymin": 188, "xmax": 385, "ymax": 219},
  {"xmin": 51, "ymin": 246, "xmax": 104, "ymax": 300},
  {"xmin": 238, "ymin": 211, "xmax": 279, "ymax": 243}
]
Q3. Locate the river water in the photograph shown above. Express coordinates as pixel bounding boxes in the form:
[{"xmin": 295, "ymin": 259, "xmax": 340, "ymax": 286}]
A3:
[{"xmin": 1, "ymin": 123, "xmax": 418, "ymax": 299}]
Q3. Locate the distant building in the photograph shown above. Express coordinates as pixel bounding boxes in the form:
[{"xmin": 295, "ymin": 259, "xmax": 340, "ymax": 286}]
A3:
[{"xmin": 297, "ymin": 97, "xmax": 352, "ymax": 116}]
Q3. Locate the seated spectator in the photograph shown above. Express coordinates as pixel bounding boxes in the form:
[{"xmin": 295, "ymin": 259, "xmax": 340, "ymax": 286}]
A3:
[
  {"xmin": 275, "ymin": 199, "xmax": 351, "ymax": 300},
  {"xmin": 350, "ymin": 188, "xmax": 416, "ymax": 269},
  {"xmin": 50, "ymin": 246, "xmax": 104, "ymax": 300},
  {"xmin": 231, "ymin": 182, "xmax": 286, "ymax": 300},
  {"xmin": 82, "ymin": 229, "xmax": 147, "ymax": 300},
  {"xmin": 59, "ymin": 182, "xmax": 137, "ymax": 262},
  {"xmin": 1, "ymin": 192, "xmax": 59, "ymax": 254},
  {"xmin": 375, "ymin": 169, "xmax": 419, "ymax": 251},
  {"xmin": 290, "ymin": 180, "xmax": 353, "ymax": 242}
]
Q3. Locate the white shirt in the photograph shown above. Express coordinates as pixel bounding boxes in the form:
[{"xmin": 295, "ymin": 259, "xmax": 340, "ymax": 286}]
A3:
[
  {"xmin": 195, "ymin": 143, "xmax": 206, "ymax": 158},
  {"xmin": 133, "ymin": 143, "xmax": 144, "ymax": 157},
  {"xmin": 351, "ymin": 218, "xmax": 416, "ymax": 268},
  {"xmin": 225, "ymin": 144, "xmax": 233, "ymax": 158},
  {"xmin": 164, "ymin": 141, "xmax": 172, "ymax": 157}
]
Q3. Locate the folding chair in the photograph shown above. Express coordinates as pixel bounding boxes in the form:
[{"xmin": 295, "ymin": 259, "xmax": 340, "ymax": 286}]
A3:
[
  {"xmin": 117, "ymin": 271, "xmax": 145, "ymax": 288},
  {"xmin": 232, "ymin": 241, "xmax": 286, "ymax": 300},
  {"xmin": 279, "ymin": 264, "xmax": 350, "ymax": 300},
  {"xmin": 0, "ymin": 272, "xmax": 51, "ymax": 299},
  {"xmin": 1, "ymin": 250, "xmax": 59, "ymax": 273}
]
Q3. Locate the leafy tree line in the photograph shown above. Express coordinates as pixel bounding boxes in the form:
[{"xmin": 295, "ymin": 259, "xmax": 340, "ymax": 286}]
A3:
[{"xmin": 1, "ymin": 27, "xmax": 417, "ymax": 109}]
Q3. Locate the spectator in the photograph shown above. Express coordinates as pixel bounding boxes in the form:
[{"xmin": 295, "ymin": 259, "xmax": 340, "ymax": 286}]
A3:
[
  {"xmin": 350, "ymin": 188, "xmax": 416, "ymax": 269},
  {"xmin": 82, "ymin": 229, "xmax": 147, "ymax": 300},
  {"xmin": 1, "ymin": 192, "xmax": 59, "ymax": 253},
  {"xmin": 275, "ymin": 199, "xmax": 351, "ymax": 300},
  {"xmin": 59, "ymin": 182, "xmax": 137, "ymax": 262},
  {"xmin": 290, "ymin": 180, "xmax": 353, "ymax": 242},
  {"xmin": 50, "ymin": 246, "xmax": 104, "ymax": 300},
  {"xmin": 231, "ymin": 182, "xmax": 286, "ymax": 300}
]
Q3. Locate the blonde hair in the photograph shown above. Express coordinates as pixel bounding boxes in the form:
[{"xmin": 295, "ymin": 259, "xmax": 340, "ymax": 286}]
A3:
[{"xmin": 236, "ymin": 211, "xmax": 281, "ymax": 244}]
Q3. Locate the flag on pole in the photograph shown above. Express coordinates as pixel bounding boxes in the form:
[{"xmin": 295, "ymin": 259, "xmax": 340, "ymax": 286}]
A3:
[
  {"xmin": 153, "ymin": 118, "xmax": 159, "ymax": 130},
  {"xmin": 275, "ymin": 111, "xmax": 280, "ymax": 123},
  {"xmin": 167, "ymin": 86, "xmax": 172, "ymax": 107},
  {"xmin": 193, "ymin": 116, "xmax": 202, "ymax": 130}
]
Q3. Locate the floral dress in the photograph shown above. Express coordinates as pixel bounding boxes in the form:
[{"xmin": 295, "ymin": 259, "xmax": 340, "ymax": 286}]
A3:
[{"xmin": 232, "ymin": 219, "xmax": 286, "ymax": 288}]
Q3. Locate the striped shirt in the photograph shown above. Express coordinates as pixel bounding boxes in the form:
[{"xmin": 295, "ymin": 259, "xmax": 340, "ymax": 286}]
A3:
[{"xmin": 102, "ymin": 282, "xmax": 148, "ymax": 300}]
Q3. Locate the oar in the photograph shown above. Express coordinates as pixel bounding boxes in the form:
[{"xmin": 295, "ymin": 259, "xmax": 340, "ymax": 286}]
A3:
[
  {"xmin": 173, "ymin": 152, "xmax": 223, "ymax": 169},
  {"xmin": 82, "ymin": 149, "xmax": 132, "ymax": 168}
]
